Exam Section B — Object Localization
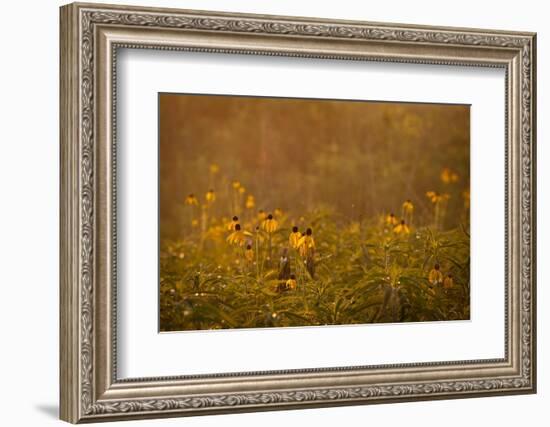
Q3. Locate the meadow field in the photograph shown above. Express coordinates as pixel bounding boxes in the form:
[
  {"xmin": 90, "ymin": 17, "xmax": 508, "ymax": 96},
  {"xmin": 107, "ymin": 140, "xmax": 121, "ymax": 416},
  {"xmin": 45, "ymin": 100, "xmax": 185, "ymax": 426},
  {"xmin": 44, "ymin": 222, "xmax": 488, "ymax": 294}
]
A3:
[{"xmin": 159, "ymin": 95, "xmax": 470, "ymax": 331}]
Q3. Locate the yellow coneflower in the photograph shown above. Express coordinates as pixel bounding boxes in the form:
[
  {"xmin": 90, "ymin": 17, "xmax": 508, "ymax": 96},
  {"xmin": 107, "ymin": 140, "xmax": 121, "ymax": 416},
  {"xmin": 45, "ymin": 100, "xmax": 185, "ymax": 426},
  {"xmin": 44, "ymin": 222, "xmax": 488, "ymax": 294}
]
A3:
[
  {"xmin": 244, "ymin": 244, "xmax": 254, "ymax": 262},
  {"xmin": 298, "ymin": 228, "xmax": 315, "ymax": 257},
  {"xmin": 441, "ymin": 167, "xmax": 459, "ymax": 184},
  {"xmin": 232, "ymin": 180, "xmax": 241, "ymax": 190},
  {"xmin": 238, "ymin": 186, "xmax": 246, "ymax": 194},
  {"xmin": 262, "ymin": 214, "xmax": 279, "ymax": 233},
  {"xmin": 289, "ymin": 226, "xmax": 301, "ymax": 249},
  {"xmin": 285, "ymin": 274, "xmax": 297, "ymax": 291},
  {"xmin": 443, "ymin": 274, "xmax": 454, "ymax": 289},
  {"xmin": 257, "ymin": 209, "xmax": 267, "ymax": 221},
  {"xmin": 385, "ymin": 212, "xmax": 398, "ymax": 226},
  {"xmin": 427, "ymin": 191, "xmax": 450, "ymax": 229},
  {"xmin": 402, "ymin": 199, "xmax": 414, "ymax": 226},
  {"xmin": 205, "ymin": 189, "xmax": 216, "ymax": 203},
  {"xmin": 226, "ymin": 224, "xmax": 249, "ymax": 246},
  {"xmin": 246, "ymin": 195, "xmax": 255, "ymax": 209},
  {"xmin": 393, "ymin": 220, "xmax": 410, "ymax": 235},
  {"xmin": 426, "ymin": 191, "xmax": 439, "ymax": 203},
  {"xmin": 428, "ymin": 264, "xmax": 443, "ymax": 285},
  {"xmin": 191, "ymin": 219, "xmax": 199, "ymax": 227},
  {"xmin": 209, "ymin": 163, "xmax": 220, "ymax": 174},
  {"xmin": 402, "ymin": 200, "xmax": 414, "ymax": 215},
  {"xmin": 426, "ymin": 191, "xmax": 450, "ymax": 204},
  {"xmin": 227, "ymin": 215, "xmax": 239, "ymax": 231},
  {"xmin": 274, "ymin": 208, "xmax": 283, "ymax": 218},
  {"xmin": 185, "ymin": 193, "xmax": 199, "ymax": 206}
]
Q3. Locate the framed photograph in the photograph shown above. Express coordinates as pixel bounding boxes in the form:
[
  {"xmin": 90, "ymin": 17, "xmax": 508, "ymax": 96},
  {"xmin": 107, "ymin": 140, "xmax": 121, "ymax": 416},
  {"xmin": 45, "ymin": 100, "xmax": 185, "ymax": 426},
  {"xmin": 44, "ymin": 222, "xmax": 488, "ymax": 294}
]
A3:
[{"xmin": 60, "ymin": 2, "xmax": 537, "ymax": 423}]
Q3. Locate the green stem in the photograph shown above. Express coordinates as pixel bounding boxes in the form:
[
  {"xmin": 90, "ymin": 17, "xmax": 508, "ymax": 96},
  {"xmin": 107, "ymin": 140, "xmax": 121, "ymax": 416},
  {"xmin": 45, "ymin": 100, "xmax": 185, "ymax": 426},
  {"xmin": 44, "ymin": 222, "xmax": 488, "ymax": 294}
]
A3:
[{"xmin": 268, "ymin": 233, "xmax": 272, "ymax": 267}]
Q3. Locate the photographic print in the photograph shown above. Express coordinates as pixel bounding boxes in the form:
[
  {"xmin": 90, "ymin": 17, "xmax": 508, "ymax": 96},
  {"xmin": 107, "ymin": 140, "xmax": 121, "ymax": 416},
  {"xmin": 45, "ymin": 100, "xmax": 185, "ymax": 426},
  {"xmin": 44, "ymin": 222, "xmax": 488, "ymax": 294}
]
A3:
[
  {"xmin": 60, "ymin": 5, "xmax": 536, "ymax": 419},
  {"xmin": 159, "ymin": 94, "xmax": 470, "ymax": 332}
]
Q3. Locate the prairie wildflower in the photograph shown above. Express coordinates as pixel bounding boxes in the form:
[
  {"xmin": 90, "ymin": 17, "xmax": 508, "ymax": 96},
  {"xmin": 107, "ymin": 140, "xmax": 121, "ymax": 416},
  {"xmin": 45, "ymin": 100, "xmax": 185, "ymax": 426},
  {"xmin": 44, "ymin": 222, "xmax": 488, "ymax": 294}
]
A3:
[
  {"xmin": 441, "ymin": 167, "xmax": 459, "ymax": 184},
  {"xmin": 232, "ymin": 180, "xmax": 241, "ymax": 190},
  {"xmin": 227, "ymin": 215, "xmax": 239, "ymax": 231},
  {"xmin": 246, "ymin": 195, "xmax": 255, "ymax": 209},
  {"xmin": 393, "ymin": 220, "xmax": 410, "ymax": 235},
  {"xmin": 402, "ymin": 200, "xmax": 414, "ymax": 215},
  {"xmin": 205, "ymin": 189, "xmax": 216, "ymax": 203},
  {"xmin": 260, "ymin": 214, "xmax": 278, "ymax": 266},
  {"xmin": 185, "ymin": 193, "xmax": 199, "ymax": 206},
  {"xmin": 426, "ymin": 191, "xmax": 441, "ymax": 204},
  {"xmin": 289, "ymin": 226, "xmax": 301, "ymax": 249},
  {"xmin": 226, "ymin": 224, "xmax": 249, "ymax": 246},
  {"xmin": 238, "ymin": 186, "xmax": 246, "ymax": 194},
  {"xmin": 428, "ymin": 264, "xmax": 443, "ymax": 285},
  {"xmin": 262, "ymin": 214, "xmax": 279, "ymax": 233},
  {"xmin": 426, "ymin": 191, "xmax": 450, "ymax": 205},
  {"xmin": 443, "ymin": 274, "xmax": 454, "ymax": 289},
  {"xmin": 385, "ymin": 212, "xmax": 398, "ymax": 226},
  {"xmin": 286, "ymin": 274, "xmax": 297, "ymax": 291},
  {"xmin": 402, "ymin": 199, "xmax": 414, "ymax": 226},
  {"xmin": 244, "ymin": 244, "xmax": 254, "ymax": 262},
  {"xmin": 426, "ymin": 191, "xmax": 450, "ymax": 229},
  {"xmin": 191, "ymin": 219, "xmax": 199, "ymax": 227},
  {"xmin": 274, "ymin": 208, "xmax": 284, "ymax": 218},
  {"xmin": 298, "ymin": 228, "xmax": 315, "ymax": 257},
  {"xmin": 209, "ymin": 163, "xmax": 220, "ymax": 174}
]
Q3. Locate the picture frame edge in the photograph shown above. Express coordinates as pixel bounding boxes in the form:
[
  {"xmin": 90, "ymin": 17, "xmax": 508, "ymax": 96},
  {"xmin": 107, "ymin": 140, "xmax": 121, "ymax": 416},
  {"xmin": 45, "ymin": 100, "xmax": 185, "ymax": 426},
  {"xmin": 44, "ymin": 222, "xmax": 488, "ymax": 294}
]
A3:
[{"xmin": 59, "ymin": 2, "xmax": 537, "ymax": 423}]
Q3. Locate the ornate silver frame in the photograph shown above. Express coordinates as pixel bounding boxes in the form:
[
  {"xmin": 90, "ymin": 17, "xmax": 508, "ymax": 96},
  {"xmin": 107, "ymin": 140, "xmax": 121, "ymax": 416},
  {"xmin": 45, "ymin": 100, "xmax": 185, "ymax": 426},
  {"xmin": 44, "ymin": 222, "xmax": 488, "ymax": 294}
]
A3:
[{"xmin": 60, "ymin": 2, "xmax": 537, "ymax": 423}]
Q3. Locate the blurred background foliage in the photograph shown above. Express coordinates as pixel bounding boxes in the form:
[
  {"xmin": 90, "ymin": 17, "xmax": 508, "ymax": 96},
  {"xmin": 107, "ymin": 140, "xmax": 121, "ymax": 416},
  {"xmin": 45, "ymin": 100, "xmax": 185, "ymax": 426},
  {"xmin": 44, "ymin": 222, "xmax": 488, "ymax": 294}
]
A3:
[{"xmin": 159, "ymin": 94, "xmax": 470, "ymax": 332}]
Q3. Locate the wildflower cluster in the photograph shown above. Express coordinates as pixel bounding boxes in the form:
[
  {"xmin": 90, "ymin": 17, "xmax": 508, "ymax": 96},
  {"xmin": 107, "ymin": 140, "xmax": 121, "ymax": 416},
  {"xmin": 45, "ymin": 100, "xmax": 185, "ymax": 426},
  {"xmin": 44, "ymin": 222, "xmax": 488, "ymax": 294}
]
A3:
[
  {"xmin": 160, "ymin": 164, "xmax": 470, "ymax": 331},
  {"xmin": 384, "ymin": 199, "xmax": 413, "ymax": 235}
]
